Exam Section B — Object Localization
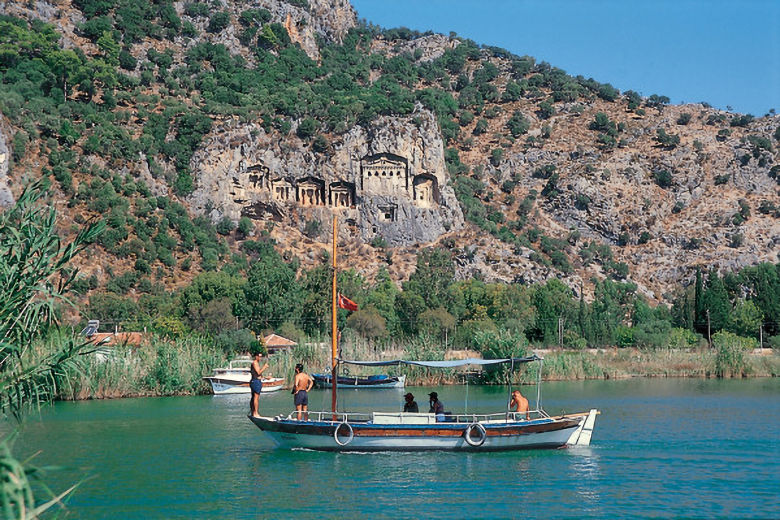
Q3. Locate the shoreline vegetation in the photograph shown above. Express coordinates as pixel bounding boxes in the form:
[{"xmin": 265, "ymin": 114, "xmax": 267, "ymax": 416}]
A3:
[{"xmin": 51, "ymin": 334, "xmax": 780, "ymax": 401}]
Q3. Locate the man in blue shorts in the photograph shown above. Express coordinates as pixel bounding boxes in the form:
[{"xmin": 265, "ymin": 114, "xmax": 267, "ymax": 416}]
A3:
[
  {"xmin": 292, "ymin": 363, "xmax": 313, "ymax": 420},
  {"xmin": 249, "ymin": 348, "xmax": 268, "ymax": 418}
]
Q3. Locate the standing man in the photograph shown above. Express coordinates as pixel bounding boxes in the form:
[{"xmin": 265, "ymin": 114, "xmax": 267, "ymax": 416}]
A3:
[
  {"xmin": 292, "ymin": 363, "xmax": 313, "ymax": 420},
  {"xmin": 509, "ymin": 389, "xmax": 530, "ymax": 420},
  {"xmin": 249, "ymin": 348, "xmax": 269, "ymax": 418}
]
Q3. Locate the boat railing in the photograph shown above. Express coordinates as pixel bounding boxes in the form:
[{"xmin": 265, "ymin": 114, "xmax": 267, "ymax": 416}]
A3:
[
  {"xmin": 283, "ymin": 410, "xmax": 374, "ymax": 423},
  {"xmin": 281, "ymin": 409, "xmax": 547, "ymax": 424}
]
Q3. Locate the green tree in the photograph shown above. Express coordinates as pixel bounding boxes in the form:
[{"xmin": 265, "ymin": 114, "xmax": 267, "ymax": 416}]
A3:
[
  {"xmin": 727, "ymin": 299, "xmax": 763, "ymax": 339},
  {"xmin": 364, "ymin": 268, "xmax": 401, "ymax": 335},
  {"xmin": 418, "ymin": 307, "xmax": 456, "ymax": 343},
  {"xmin": 404, "ymin": 248, "xmax": 455, "ymax": 310},
  {"xmin": 242, "ymin": 255, "xmax": 300, "ymax": 332},
  {"xmin": 506, "ymin": 110, "xmax": 530, "ymax": 137},
  {"xmin": 700, "ymin": 269, "xmax": 731, "ymax": 335},
  {"xmin": 528, "ymin": 279, "xmax": 575, "ymax": 345},
  {"xmin": 587, "ymin": 279, "xmax": 637, "ymax": 346},
  {"xmin": 346, "ymin": 306, "xmax": 387, "ymax": 339}
]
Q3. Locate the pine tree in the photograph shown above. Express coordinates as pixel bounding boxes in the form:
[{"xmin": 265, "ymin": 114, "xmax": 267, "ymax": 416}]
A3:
[
  {"xmin": 701, "ymin": 269, "xmax": 731, "ymax": 334},
  {"xmin": 694, "ymin": 267, "xmax": 705, "ymax": 333}
]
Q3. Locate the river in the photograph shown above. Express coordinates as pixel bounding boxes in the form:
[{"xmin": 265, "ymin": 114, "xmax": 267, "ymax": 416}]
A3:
[{"xmin": 8, "ymin": 378, "xmax": 779, "ymax": 519}]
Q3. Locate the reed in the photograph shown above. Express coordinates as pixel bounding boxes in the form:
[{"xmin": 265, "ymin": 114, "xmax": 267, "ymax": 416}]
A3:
[
  {"xmin": 57, "ymin": 335, "xmax": 226, "ymax": 399},
  {"xmin": 45, "ymin": 333, "xmax": 780, "ymax": 401}
]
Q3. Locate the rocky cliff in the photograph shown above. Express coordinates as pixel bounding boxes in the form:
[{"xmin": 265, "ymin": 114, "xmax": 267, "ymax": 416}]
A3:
[{"xmin": 191, "ymin": 106, "xmax": 463, "ymax": 246}]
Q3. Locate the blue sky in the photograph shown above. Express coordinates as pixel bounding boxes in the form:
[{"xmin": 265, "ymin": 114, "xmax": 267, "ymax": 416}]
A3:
[{"xmin": 350, "ymin": 0, "xmax": 780, "ymax": 116}]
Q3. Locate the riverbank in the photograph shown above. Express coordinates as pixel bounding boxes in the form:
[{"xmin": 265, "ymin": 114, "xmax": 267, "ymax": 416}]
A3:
[{"xmin": 52, "ymin": 336, "xmax": 780, "ymax": 401}]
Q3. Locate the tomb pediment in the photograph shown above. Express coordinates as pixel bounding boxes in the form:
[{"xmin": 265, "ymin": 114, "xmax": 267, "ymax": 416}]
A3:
[{"xmin": 296, "ymin": 177, "xmax": 325, "ymax": 206}]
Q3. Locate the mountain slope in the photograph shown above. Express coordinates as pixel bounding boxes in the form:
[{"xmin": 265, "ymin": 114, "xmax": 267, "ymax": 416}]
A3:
[{"xmin": 0, "ymin": 0, "xmax": 778, "ymax": 308}]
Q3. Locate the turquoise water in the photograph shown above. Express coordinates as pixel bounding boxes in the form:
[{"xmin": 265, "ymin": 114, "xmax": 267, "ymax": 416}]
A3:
[{"xmin": 8, "ymin": 378, "xmax": 780, "ymax": 519}]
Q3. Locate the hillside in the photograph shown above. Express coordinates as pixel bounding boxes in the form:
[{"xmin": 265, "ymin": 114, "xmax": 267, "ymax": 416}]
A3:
[{"xmin": 0, "ymin": 0, "xmax": 778, "ymax": 314}]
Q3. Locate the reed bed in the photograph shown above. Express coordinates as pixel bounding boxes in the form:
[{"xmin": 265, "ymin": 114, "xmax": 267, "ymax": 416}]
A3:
[{"xmin": 38, "ymin": 333, "xmax": 779, "ymax": 401}]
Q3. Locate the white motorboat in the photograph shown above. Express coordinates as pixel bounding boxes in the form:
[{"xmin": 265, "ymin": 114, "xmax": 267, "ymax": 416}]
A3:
[{"xmin": 204, "ymin": 357, "xmax": 284, "ymax": 395}]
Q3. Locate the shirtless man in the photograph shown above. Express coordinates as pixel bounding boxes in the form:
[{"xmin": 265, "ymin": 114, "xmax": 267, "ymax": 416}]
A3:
[
  {"xmin": 509, "ymin": 389, "xmax": 530, "ymax": 420},
  {"xmin": 292, "ymin": 363, "xmax": 313, "ymax": 421}
]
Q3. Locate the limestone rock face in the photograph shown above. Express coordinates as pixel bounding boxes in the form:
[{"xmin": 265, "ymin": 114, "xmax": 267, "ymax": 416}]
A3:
[
  {"xmin": 251, "ymin": 0, "xmax": 357, "ymax": 60},
  {"xmin": 371, "ymin": 34, "xmax": 459, "ymax": 63},
  {"xmin": 0, "ymin": 121, "xmax": 14, "ymax": 208},
  {"xmin": 189, "ymin": 107, "xmax": 464, "ymax": 246}
]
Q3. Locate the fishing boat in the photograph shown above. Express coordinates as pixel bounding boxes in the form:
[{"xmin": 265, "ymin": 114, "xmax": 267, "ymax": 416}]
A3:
[
  {"xmin": 204, "ymin": 357, "xmax": 284, "ymax": 395},
  {"xmin": 248, "ymin": 216, "xmax": 599, "ymax": 451},
  {"xmin": 311, "ymin": 372, "xmax": 406, "ymax": 389}
]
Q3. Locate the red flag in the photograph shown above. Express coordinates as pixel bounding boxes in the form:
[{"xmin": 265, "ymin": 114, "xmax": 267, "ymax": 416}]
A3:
[{"xmin": 337, "ymin": 293, "xmax": 358, "ymax": 311}]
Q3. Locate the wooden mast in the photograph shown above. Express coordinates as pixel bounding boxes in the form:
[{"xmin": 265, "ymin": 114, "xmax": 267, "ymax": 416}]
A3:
[{"xmin": 331, "ymin": 215, "xmax": 338, "ymax": 416}]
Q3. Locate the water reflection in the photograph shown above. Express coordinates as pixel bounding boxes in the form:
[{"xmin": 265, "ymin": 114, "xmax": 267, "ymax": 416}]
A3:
[{"xmin": 567, "ymin": 446, "xmax": 602, "ymax": 514}]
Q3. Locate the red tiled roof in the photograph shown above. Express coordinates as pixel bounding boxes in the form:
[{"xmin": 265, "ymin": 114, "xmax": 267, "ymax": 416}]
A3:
[
  {"xmin": 88, "ymin": 332, "xmax": 144, "ymax": 347},
  {"xmin": 263, "ymin": 334, "xmax": 297, "ymax": 348}
]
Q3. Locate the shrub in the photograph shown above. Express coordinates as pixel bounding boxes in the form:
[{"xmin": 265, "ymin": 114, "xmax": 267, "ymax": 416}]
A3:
[
  {"xmin": 676, "ymin": 113, "xmax": 692, "ymax": 125},
  {"xmin": 666, "ymin": 327, "xmax": 702, "ymax": 350},
  {"xmin": 237, "ymin": 217, "xmax": 254, "ymax": 237},
  {"xmin": 597, "ymin": 83, "xmax": 619, "ymax": 102},
  {"xmin": 303, "ymin": 219, "xmax": 321, "ymax": 239},
  {"xmin": 184, "ymin": 3, "xmax": 210, "ymax": 17},
  {"xmin": 214, "ymin": 328, "xmax": 256, "ymax": 354},
  {"xmin": 655, "ymin": 128, "xmax": 680, "ymax": 149},
  {"xmin": 296, "ymin": 118, "xmax": 318, "ymax": 139},
  {"xmin": 537, "ymin": 100, "xmax": 555, "ymax": 119},
  {"xmin": 472, "ymin": 118, "xmax": 488, "ymax": 135},
  {"xmin": 729, "ymin": 114, "xmax": 754, "ymax": 127},
  {"xmin": 490, "ymin": 148, "xmax": 504, "ymax": 166},
  {"xmin": 216, "ymin": 216, "xmax": 235, "ymax": 236},
  {"xmin": 714, "ymin": 174, "xmax": 729, "ymax": 185},
  {"xmin": 506, "ymin": 111, "xmax": 530, "ymax": 137},
  {"xmin": 207, "ymin": 12, "xmax": 231, "ymax": 33},
  {"xmin": 653, "ymin": 169, "xmax": 672, "ymax": 188},
  {"xmin": 713, "ymin": 331, "xmax": 756, "ymax": 377}
]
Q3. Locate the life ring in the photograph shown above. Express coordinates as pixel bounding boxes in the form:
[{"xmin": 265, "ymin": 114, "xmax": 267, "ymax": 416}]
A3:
[
  {"xmin": 333, "ymin": 422, "xmax": 354, "ymax": 446},
  {"xmin": 464, "ymin": 423, "xmax": 487, "ymax": 447}
]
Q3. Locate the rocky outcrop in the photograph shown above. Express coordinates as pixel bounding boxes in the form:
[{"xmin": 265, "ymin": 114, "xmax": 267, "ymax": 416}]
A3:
[
  {"xmin": 371, "ymin": 34, "xmax": 459, "ymax": 63},
  {"xmin": 247, "ymin": 0, "xmax": 356, "ymax": 60},
  {"xmin": 189, "ymin": 106, "xmax": 464, "ymax": 246}
]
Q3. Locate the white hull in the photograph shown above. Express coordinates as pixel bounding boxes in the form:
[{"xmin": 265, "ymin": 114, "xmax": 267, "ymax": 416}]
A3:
[
  {"xmin": 204, "ymin": 357, "xmax": 284, "ymax": 395},
  {"xmin": 249, "ymin": 410, "xmax": 598, "ymax": 452},
  {"xmin": 205, "ymin": 378, "xmax": 284, "ymax": 394}
]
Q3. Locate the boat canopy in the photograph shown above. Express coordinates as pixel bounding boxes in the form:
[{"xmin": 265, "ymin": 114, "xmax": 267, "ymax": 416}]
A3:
[{"xmin": 338, "ymin": 355, "xmax": 541, "ymax": 369}]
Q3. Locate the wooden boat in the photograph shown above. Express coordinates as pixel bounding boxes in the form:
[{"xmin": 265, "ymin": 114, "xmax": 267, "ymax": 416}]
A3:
[
  {"xmin": 311, "ymin": 373, "xmax": 406, "ymax": 389},
  {"xmin": 248, "ymin": 216, "xmax": 599, "ymax": 451},
  {"xmin": 204, "ymin": 357, "xmax": 284, "ymax": 395}
]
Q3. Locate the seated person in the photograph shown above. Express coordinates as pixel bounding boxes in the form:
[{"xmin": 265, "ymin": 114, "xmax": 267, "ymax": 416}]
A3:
[
  {"xmin": 403, "ymin": 393, "xmax": 419, "ymax": 413},
  {"xmin": 428, "ymin": 392, "xmax": 445, "ymax": 422}
]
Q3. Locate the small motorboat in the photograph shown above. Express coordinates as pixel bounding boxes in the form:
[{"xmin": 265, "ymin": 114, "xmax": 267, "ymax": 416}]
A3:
[
  {"xmin": 312, "ymin": 373, "xmax": 406, "ymax": 389},
  {"xmin": 203, "ymin": 357, "xmax": 284, "ymax": 395}
]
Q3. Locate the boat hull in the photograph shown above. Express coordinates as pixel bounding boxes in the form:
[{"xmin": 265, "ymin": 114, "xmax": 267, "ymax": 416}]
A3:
[
  {"xmin": 312, "ymin": 374, "xmax": 406, "ymax": 389},
  {"xmin": 248, "ymin": 414, "xmax": 588, "ymax": 452},
  {"xmin": 204, "ymin": 377, "xmax": 284, "ymax": 395}
]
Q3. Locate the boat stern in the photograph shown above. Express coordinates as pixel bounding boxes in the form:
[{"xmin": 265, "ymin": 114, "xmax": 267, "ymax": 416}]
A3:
[{"xmin": 565, "ymin": 409, "xmax": 599, "ymax": 446}]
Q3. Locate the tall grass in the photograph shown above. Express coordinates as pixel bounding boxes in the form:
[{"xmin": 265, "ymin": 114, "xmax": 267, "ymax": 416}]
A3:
[
  {"xmin": 57, "ymin": 335, "xmax": 225, "ymax": 399},
  {"xmin": 42, "ymin": 334, "xmax": 780, "ymax": 401}
]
